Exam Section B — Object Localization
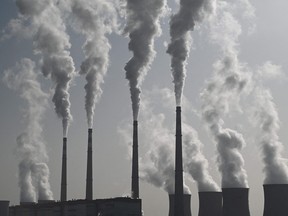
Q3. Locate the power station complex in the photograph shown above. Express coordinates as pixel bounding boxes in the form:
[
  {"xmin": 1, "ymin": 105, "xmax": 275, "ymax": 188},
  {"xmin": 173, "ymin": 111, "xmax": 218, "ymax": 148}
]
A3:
[{"xmin": 2, "ymin": 107, "xmax": 288, "ymax": 216}]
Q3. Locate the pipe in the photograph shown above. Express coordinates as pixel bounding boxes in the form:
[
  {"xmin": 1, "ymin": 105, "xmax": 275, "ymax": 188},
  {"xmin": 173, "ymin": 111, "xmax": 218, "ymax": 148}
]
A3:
[
  {"xmin": 60, "ymin": 137, "xmax": 67, "ymax": 202},
  {"xmin": 174, "ymin": 106, "xmax": 184, "ymax": 216},
  {"xmin": 131, "ymin": 120, "xmax": 139, "ymax": 199},
  {"xmin": 263, "ymin": 184, "xmax": 288, "ymax": 216},
  {"xmin": 198, "ymin": 192, "xmax": 222, "ymax": 216},
  {"xmin": 86, "ymin": 128, "xmax": 93, "ymax": 200}
]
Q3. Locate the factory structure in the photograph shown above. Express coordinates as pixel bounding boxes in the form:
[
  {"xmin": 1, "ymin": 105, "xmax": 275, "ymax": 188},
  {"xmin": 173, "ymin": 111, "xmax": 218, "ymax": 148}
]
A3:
[{"xmin": 1, "ymin": 106, "xmax": 288, "ymax": 216}]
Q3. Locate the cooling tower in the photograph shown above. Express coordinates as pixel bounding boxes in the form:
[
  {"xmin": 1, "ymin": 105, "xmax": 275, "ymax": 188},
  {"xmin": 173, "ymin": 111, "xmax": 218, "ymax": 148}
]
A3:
[
  {"xmin": 86, "ymin": 128, "xmax": 93, "ymax": 200},
  {"xmin": 198, "ymin": 192, "xmax": 222, "ymax": 216},
  {"xmin": 0, "ymin": 201, "xmax": 9, "ymax": 216},
  {"xmin": 60, "ymin": 137, "xmax": 67, "ymax": 202},
  {"xmin": 131, "ymin": 120, "xmax": 139, "ymax": 199},
  {"xmin": 174, "ymin": 106, "xmax": 184, "ymax": 216},
  {"xmin": 263, "ymin": 184, "xmax": 288, "ymax": 216},
  {"xmin": 168, "ymin": 194, "xmax": 191, "ymax": 216},
  {"xmin": 222, "ymin": 188, "xmax": 250, "ymax": 216}
]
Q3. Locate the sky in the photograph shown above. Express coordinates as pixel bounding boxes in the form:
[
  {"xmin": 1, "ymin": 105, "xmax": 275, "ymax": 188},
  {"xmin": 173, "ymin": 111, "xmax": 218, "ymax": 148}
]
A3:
[{"xmin": 1, "ymin": 0, "xmax": 288, "ymax": 216}]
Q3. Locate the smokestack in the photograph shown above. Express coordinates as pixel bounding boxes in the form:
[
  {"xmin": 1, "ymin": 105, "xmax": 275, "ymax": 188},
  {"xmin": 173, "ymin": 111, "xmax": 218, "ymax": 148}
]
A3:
[
  {"xmin": 263, "ymin": 184, "xmax": 288, "ymax": 216},
  {"xmin": 131, "ymin": 120, "xmax": 139, "ymax": 199},
  {"xmin": 168, "ymin": 194, "xmax": 192, "ymax": 216},
  {"xmin": 222, "ymin": 188, "xmax": 250, "ymax": 216},
  {"xmin": 174, "ymin": 106, "xmax": 184, "ymax": 216},
  {"xmin": 86, "ymin": 128, "xmax": 93, "ymax": 200},
  {"xmin": 198, "ymin": 192, "xmax": 222, "ymax": 216},
  {"xmin": 60, "ymin": 137, "xmax": 67, "ymax": 202},
  {"xmin": 0, "ymin": 201, "xmax": 9, "ymax": 216}
]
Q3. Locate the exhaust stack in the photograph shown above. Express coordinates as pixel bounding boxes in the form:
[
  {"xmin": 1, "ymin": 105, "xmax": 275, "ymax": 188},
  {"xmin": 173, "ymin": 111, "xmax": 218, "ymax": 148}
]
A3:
[
  {"xmin": 198, "ymin": 192, "xmax": 222, "ymax": 216},
  {"xmin": 86, "ymin": 128, "xmax": 93, "ymax": 200},
  {"xmin": 222, "ymin": 188, "xmax": 250, "ymax": 216},
  {"xmin": 0, "ymin": 201, "xmax": 9, "ymax": 216},
  {"xmin": 131, "ymin": 120, "xmax": 139, "ymax": 199},
  {"xmin": 168, "ymin": 194, "xmax": 192, "ymax": 216},
  {"xmin": 60, "ymin": 137, "xmax": 67, "ymax": 202},
  {"xmin": 263, "ymin": 184, "xmax": 288, "ymax": 216},
  {"xmin": 174, "ymin": 106, "xmax": 184, "ymax": 216}
]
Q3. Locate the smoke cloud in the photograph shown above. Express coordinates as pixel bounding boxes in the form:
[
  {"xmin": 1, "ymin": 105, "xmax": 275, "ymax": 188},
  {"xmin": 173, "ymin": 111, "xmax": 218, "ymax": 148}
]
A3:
[
  {"xmin": 124, "ymin": 0, "xmax": 167, "ymax": 120},
  {"xmin": 182, "ymin": 124, "xmax": 220, "ymax": 191},
  {"xmin": 251, "ymin": 64, "xmax": 288, "ymax": 184},
  {"xmin": 3, "ymin": 58, "xmax": 53, "ymax": 202},
  {"xmin": 200, "ymin": 0, "xmax": 254, "ymax": 188},
  {"xmin": 14, "ymin": 0, "xmax": 75, "ymax": 137},
  {"xmin": 66, "ymin": 0, "xmax": 117, "ymax": 128},
  {"xmin": 167, "ymin": 0, "xmax": 216, "ymax": 106}
]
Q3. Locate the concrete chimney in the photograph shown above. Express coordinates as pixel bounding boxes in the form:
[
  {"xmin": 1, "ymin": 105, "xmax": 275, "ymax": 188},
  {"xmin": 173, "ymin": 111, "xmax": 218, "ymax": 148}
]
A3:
[
  {"xmin": 198, "ymin": 192, "xmax": 222, "ymax": 216},
  {"xmin": 174, "ymin": 106, "xmax": 184, "ymax": 216},
  {"xmin": 263, "ymin": 184, "xmax": 288, "ymax": 216},
  {"xmin": 86, "ymin": 128, "xmax": 93, "ymax": 200},
  {"xmin": 0, "ymin": 201, "xmax": 9, "ymax": 216},
  {"xmin": 222, "ymin": 188, "xmax": 250, "ymax": 216},
  {"xmin": 131, "ymin": 120, "xmax": 139, "ymax": 199},
  {"xmin": 168, "ymin": 194, "xmax": 192, "ymax": 216},
  {"xmin": 60, "ymin": 137, "xmax": 67, "ymax": 202}
]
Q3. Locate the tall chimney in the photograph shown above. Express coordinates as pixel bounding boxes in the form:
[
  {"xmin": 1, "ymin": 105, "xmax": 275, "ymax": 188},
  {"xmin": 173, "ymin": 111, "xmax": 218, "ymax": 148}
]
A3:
[
  {"xmin": 0, "ymin": 201, "xmax": 9, "ymax": 216},
  {"xmin": 168, "ymin": 194, "xmax": 192, "ymax": 216},
  {"xmin": 263, "ymin": 184, "xmax": 288, "ymax": 216},
  {"xmin": 174, "ymin": 106, "xmax": 184, "ymax": 216},
  {"xmin": 222, "ymin": 188, "xmax": 250, "ymax": 216},
  {"xmin": 60, "ymin": 137, "xmax": 67, "ymax": 202},
  {"xmin": 86, "ymin": 128, "xmax": 93, "ymax": 200},
  {"xmin": 131, "ymin": 120, "xmax": 139, "ymax": 199},
  {"xmin": 198, "ymin": 192, "xmax": 222, "ymax": 216}
]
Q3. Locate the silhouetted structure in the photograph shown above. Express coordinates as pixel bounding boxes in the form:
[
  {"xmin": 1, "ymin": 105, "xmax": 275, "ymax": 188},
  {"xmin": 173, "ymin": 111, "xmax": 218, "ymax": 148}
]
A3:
[
  {"xmin": 174, "ymin": 106, "xmax": 184, "ymax": 216},
  {"xmin": 263, "ymin": 184, "xmax": 288, "ymax": 216},
  {"xmin": 198, "ymin": 192, "xmax": 222, "ymax": 216},
  {"xmin": 0, "ymin": 201, "xmax": 9, "ymax": 216},
  {"xmin": 131, "ymin": 120, "xmax": 139, "ymax": 199},
  {"xmin": 222, "ymin": 188, "xmax": 250, "ymax": 216},
  {"xmin": 169, "ymin": 194, "xmax": 192, "ymax": 216},
  {"xmin": 86, "ymin": 128, "xmax": 93, "ymax": 200},
  {"xmin": 60, "ymin": 137, "xmax": 67, "ymax": 202}
]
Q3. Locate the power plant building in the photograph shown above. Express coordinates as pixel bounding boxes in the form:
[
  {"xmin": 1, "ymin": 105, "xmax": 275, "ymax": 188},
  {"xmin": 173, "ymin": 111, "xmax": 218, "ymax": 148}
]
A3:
[{"xmin": 9, "ymin": 197, "xmax": 142, "ymax": 216}]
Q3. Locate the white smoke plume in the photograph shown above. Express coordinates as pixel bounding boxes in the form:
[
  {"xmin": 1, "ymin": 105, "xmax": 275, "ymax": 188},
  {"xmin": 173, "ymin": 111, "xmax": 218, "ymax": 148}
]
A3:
[
  {"xmin": 250, "ymin": 63, "xmax": 288, "ymax": 184},
  {"xmin": 65, "ymin": 0, "xmax": 117, "ymax": 128},
  {"xmin": 253, "ymin": 88, "xmax": 288, "ymax": 184},
  {"xmin": 124, "ymin": 0, "xmax": 167, "ymax": 120},
  {"xmin": 200, "ymin": 0, "xmax": 255, "ymax": 188},
  {"xmin": 167, "ymin": 0, "xmax": 216, "ymax": 106},
  {"xmin": 3, "ymin": 58, "xmax": 53, "ymax": 202},
  {"xmin": 14, "ymin": 0, "xmax": 75, "ymax": 137},
  {"xmin": 182, "ymin": 123, "xmax": 220, "ymax": 191}
]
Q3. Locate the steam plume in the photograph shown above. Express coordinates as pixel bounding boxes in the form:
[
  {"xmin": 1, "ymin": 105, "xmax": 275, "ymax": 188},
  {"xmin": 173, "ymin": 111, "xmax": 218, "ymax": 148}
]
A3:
[
  {"xmin": 14, "ymin": 0, "xmax": 75, "ymax": 137},
  {"xmin": 252, "ymin": 85, "xmax": 288, "ymax": 184},
  {"xmin": 201, "ymin": 1, "xmax": 255, "ymax": 188},
  {"xmin": 124, "ymin": 0, "xmax": 167, "ymax": 120},
  {"xmin": 3, "ymin": 58, "xmax": 53, "ymax": 202},
  {"xmin": 167, "ymin": 0, "xmax": 216, "ymax": 106},
  {"xmin": 67, "ymin": 0, "xmax": 117, "ymax": 128},
  {"xmin": 182, "ymin": 124, "xmax": 220, "ymax": 191}
]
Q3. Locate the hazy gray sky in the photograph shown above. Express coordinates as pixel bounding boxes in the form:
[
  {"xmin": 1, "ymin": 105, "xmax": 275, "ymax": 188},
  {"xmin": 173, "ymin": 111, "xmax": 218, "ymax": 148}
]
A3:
[{"xmin": 1, "ymin": 0, "xmax": 288, "ymax": 216}]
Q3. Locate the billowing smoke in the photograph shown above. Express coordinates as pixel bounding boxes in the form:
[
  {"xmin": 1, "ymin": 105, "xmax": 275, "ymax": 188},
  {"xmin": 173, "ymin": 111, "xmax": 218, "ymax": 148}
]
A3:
[
  {"xmin": 200, "ymin": 1, "xmax": 255, "ymax": 188},
  {"xmin": 124, "ymin": 0, "xmax": 167, "ymax": 120},
  {"xmin": 253, "ymin": 88, "xmax": 288, "ymax": 184},
  {"xmin": 3, "ymin": 58, "xmax": 53, "ymax": 202},
  {"xmin": 167, "ymin": 0, "xmax": 216, "ymax": 106},
  {"xmin": 66, "ymin": 0, "xmax": 117, "ymax": 128},
  {"xmin": 182, "ymin": 123, "xmax": 220, "ymax": 191},
  {"xmin": 250, "ymin": 63, "xmax": 288, "ymax": 184},
  {"xmin": 14, "ymin": 0, "xmax": 75, "ymax": 137}
]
